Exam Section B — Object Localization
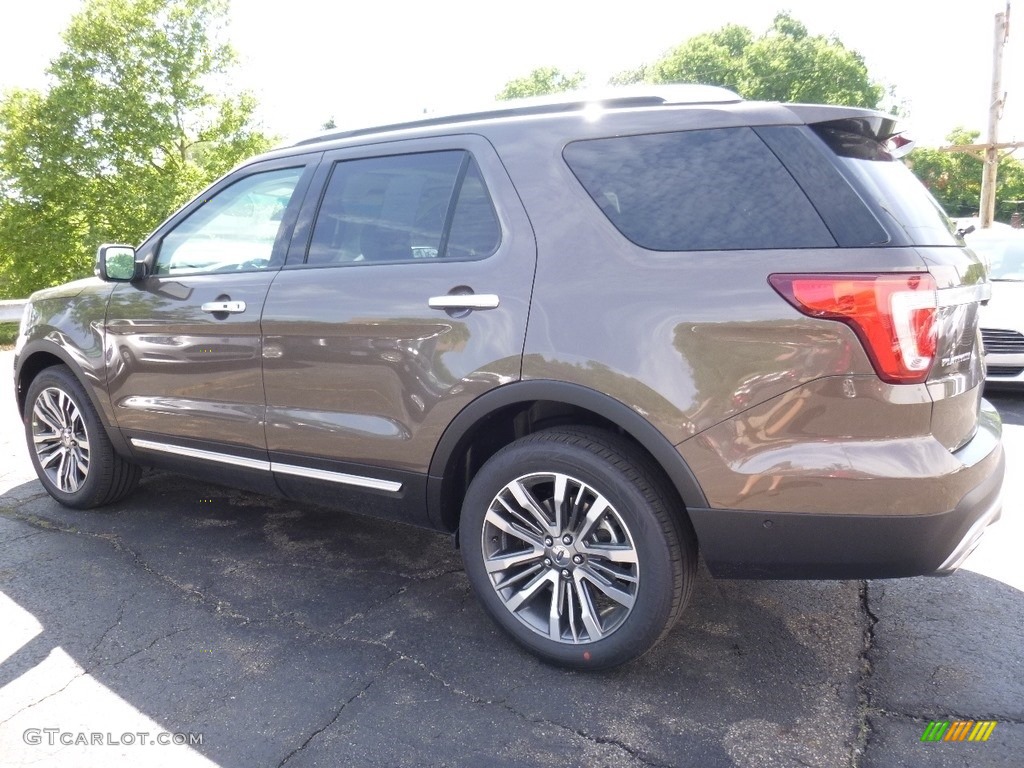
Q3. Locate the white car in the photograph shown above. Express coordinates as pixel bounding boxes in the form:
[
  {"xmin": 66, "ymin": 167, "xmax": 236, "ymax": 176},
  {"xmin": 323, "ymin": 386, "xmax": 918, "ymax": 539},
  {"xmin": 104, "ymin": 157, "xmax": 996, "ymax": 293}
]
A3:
[{"xmin": 968, "ymin": 230, "xmax": 1024, "ymax": 388}]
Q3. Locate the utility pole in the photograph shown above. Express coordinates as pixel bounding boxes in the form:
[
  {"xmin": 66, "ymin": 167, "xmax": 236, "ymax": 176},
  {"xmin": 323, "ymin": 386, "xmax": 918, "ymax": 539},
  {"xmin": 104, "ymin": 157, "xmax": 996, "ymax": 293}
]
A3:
[
  {"xmin": 935, "ymin": 4, "xmax": 1021, "ymax": 223},
  {"xmin": 979, "ymin": 3, "xmax": 1011, "ymax": 228}
]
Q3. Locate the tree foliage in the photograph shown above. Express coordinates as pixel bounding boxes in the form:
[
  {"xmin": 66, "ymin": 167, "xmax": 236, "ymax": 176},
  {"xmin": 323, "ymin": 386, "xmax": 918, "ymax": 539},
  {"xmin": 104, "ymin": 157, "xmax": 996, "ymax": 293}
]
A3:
[
  {"xmin": 624, "ymin": 13, "xmax": 884, "ymax": 108},
  {"xmin": 907, "ymin": 129, "xmax": 1024, "ymax": 221},
  {"xmin": 607, "ymin": 65, "xmax": 647, "ymax": 87},
  {"xmin": 0, "ymin": 0, "xmax": 273, "ymax": 297},
  {"xmin": 496, "ymin": 67, "xmax": 587, "ymax": 101},
  {"xmin": 647, "ymin": 23, "xmax": 752, "ymax": 95}
]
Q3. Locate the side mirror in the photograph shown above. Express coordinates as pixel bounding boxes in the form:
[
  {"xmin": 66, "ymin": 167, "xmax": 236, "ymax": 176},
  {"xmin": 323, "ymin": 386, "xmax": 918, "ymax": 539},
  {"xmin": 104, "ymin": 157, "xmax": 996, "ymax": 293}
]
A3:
[{"xmin": 95, "ymin": 244, "xmax": 139, "ymax": 282}]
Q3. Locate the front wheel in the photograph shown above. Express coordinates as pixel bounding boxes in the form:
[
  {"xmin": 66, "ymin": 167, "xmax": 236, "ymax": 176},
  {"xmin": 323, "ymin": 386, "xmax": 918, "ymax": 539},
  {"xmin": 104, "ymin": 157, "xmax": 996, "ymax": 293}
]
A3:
[
  {"xmin": 459, "ymin": 428, "xmax": 697, "ymax": 670},
  {"xmin": 24, "ymin": 365, "xmax": 140, "ymax": 509}
]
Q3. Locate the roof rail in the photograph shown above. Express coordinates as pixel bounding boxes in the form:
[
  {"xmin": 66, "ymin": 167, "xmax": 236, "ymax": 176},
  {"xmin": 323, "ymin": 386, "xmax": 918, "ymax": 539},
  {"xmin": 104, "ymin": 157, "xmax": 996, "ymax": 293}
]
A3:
[{"xmin": 291, "ymin": 84, "xmax": 742, "ymax": 147}]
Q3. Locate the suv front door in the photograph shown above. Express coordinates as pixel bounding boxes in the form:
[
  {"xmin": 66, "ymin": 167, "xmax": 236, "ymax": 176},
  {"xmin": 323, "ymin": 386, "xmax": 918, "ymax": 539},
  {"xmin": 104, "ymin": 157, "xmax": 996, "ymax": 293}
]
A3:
[
  {"xmin": 105, "ymin": 158, "xmax": 317, "ymax": 464},
  {"xmin": 260, "ymin": 137, "xmax": 536, "ymax": 525}
]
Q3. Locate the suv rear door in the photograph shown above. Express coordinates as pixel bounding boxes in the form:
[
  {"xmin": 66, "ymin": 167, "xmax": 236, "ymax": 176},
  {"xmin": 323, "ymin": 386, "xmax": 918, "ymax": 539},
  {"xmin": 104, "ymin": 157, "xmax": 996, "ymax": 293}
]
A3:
[{"xmin": 260, "ymin": 136, "xmax": 536, "ymax": 525}]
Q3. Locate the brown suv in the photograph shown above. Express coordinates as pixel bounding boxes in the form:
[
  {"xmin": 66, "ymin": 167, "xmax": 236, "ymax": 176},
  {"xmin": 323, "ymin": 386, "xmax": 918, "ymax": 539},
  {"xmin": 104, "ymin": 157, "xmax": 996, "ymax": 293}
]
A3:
[{"xmin": 14, "ymin": 87, "xmax": 1004, "ymax": 669}]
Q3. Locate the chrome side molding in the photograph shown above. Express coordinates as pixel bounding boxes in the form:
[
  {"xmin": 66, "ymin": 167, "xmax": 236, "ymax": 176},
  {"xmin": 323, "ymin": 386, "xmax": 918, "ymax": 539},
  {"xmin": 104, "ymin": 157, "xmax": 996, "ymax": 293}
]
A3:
[
  {"xmin": 131, "ymin": 438, "xmax": 270, "ymax": 470},
  {"xmin": 272, "ymin": 462, "xmax": 402, "ymax": 492},
  {"xmin": 129, "ymin": 438, "xmax": 403, "ymax": 493}
]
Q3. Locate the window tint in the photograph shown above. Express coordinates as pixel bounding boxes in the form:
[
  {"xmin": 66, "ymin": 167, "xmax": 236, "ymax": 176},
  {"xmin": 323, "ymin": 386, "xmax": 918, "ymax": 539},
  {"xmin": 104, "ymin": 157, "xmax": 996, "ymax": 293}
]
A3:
[
  {"xmin": 157, "ymin": 167, "xmax": 304, "ymax": 275},
  {"xmin": 446, "ymin": 160, "xmax": 501, "ymax": 259},
  {"xmin": 563, "ymin": 128, "xmax": 835, "ymax": 251},
  {"xmin": 307, "ymin": 151, "xmax": 500, "ymax": 266},
  {"xmin": 756, "ymin": 126, "xmax": 889, "ymax": 248},
  {"xmin": 813, "ymin": 124, "xmax": 960, "ymax": 247}
]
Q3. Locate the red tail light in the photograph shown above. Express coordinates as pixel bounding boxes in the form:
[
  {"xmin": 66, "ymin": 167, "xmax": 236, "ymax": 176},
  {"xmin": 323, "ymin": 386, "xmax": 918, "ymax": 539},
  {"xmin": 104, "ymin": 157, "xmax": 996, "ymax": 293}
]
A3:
[{"xmin": 769, "ymin": 273, "xmax": 938, "ymax": 384}]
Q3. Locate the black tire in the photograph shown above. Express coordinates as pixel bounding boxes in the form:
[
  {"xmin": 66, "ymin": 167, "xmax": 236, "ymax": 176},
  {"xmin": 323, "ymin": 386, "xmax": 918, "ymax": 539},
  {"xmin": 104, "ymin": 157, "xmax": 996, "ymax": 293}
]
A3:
[
  {"xmin": 459, "ymin": 428, "xmax": 697, "ymax": 670},
  {"xmin": 24, "ymin": 365, "xmax": 140, "ymax": 509}
]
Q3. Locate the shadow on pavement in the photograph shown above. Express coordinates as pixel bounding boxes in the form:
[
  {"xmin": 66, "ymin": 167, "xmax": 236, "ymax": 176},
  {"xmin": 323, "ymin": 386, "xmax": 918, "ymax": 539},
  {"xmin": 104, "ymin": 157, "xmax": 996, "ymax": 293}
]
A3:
[
  {"xmin": 988, "ymin": 391, "xmax": 1024, "ymax": 426},
  {"xmin": 0, "ymin": 471, "xmax": 1021, "ymax": 767}
]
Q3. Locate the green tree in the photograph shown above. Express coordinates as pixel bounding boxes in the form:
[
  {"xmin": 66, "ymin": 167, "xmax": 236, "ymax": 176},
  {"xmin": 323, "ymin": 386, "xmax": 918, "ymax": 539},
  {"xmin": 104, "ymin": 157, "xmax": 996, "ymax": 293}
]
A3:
[
  {"xmin": 907, "ymin": 128, "xmax": 1024, "ymax": 221},
  {"xmin": 647, "ymin": 23, "xmax": 752, "ymax": 94},
  {"xmin": 641, "ymin": 13, "xmax": 883, "ymax": 108},
  {"xmin": 0, "ymin": 0, "xmax": 273, "ymax": 297},
  {"xmin": 608, "ymin": 65, "xmax": 648, "ymax": 87},
  {"xmin": 496, "ymin": 67, "xmax": 587, "ymax": 101},
  {"xmin": 995, "ymin": 153, "xmax": 1024, "ymax": 221}
]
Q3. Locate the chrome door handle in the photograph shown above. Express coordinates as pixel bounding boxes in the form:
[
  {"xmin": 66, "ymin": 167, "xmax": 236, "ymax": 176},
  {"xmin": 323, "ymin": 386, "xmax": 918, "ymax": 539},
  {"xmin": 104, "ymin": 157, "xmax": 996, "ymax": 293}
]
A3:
[
  {"xmin": 201, "ymin": 300, "xmax": 246, "ymax": 314},
  {"xmin": 427, "ymin": 294, "xmax": 500, "ymax": 310}
]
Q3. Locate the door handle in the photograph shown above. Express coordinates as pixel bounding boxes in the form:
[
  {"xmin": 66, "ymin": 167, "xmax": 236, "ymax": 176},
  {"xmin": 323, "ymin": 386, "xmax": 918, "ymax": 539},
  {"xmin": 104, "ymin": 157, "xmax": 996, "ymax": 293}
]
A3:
[
  {"xmin": 427, "ymin": 294, "xmax": 500, "ymax": 311},
  {"xmin": 201, "ymin": 300, "xmax": 246, "ymax": 314}
]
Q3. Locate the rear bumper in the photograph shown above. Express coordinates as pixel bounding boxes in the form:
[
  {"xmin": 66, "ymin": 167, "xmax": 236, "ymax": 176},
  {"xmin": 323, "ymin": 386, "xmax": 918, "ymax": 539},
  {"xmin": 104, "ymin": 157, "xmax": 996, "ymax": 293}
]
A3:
[
  {"xmin": 932, "ymin": 468, "xmax": 1003, "ymax": 574},
  {"xmin": 689, "ymin": 401, "xmax": 1005, "ymax": 579}
]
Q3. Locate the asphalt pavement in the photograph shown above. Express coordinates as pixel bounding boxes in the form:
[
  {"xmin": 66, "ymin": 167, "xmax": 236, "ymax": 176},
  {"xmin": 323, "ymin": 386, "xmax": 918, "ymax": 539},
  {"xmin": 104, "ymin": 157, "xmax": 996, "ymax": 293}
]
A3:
[{"xmin": 1, "ymin": 348, "xmax": 1022, "ymax": 767}]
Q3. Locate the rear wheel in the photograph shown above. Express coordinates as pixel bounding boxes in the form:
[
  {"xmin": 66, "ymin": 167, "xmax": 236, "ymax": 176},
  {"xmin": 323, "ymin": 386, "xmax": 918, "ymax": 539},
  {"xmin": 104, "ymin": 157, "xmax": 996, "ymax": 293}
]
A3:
[
  {"xmin": 24, "ymin": 365, "xmax": 140, "ymax": 509},
  {"xmin": 459, "ymin": 428, "xmax": 697, "ymax": 670}
]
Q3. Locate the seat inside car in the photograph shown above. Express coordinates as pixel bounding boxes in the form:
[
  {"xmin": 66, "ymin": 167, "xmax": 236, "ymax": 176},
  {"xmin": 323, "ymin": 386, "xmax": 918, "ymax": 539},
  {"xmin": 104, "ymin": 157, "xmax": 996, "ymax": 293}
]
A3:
[{"xmin": 359, "ymin": 222, "xmax": 411, "ymax": 262}]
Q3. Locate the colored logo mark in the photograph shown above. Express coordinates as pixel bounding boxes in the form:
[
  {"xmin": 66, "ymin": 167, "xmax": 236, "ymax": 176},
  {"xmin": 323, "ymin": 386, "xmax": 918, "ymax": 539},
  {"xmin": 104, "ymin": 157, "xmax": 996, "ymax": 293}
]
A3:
[{"xmin": 921, "ymin": 720, "xmax": 997, "ymax": 742}]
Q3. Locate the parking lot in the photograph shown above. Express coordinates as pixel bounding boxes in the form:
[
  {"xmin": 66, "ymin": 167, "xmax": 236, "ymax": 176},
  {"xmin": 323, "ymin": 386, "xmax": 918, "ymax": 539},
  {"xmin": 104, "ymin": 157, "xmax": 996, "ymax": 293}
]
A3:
[{"xmin": 1, "ymin": 348, "xmax": 1022, "ymax": 767}]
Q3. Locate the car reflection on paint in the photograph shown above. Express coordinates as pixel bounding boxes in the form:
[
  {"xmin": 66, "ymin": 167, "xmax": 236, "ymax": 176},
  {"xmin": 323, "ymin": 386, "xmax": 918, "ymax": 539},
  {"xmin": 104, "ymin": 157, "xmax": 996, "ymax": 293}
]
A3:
[{"xmin": 119, "ymin": 334, "xmax": 256, "ymax": 368}]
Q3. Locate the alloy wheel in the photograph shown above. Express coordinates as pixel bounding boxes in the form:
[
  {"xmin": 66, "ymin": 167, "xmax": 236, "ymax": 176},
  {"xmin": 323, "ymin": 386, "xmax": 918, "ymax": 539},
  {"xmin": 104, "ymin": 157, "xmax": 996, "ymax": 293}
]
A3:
[
  {"xmin": 31, "ymin": 387, "xmax": 91, "ymax": 494},
  {"xmin": 481, "ymin": 472, "xmax": 639, "ymax": 644}
]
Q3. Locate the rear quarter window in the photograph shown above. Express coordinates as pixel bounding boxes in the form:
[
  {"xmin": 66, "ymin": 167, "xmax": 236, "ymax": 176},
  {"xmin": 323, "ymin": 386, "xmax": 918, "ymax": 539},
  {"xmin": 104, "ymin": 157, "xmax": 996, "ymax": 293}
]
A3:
[
  {"xmin": 811, "ymin": 123, "xmax": 960, "ymax": 248},
  {"xmin": 563, "ymin": 127, "xmax": 836, "ymax": 251}
]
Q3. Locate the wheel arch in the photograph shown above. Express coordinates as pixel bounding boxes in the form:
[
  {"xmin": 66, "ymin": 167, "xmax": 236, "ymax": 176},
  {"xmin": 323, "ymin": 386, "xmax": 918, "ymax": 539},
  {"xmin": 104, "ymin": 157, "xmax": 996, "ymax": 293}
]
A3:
[
  {"xmin": 426, "ymin": 380, "xmax": 708, "ymax": 532},
  {"xmin": 15, "ymin": 342, "xmax": 127, "ymax": 453}
]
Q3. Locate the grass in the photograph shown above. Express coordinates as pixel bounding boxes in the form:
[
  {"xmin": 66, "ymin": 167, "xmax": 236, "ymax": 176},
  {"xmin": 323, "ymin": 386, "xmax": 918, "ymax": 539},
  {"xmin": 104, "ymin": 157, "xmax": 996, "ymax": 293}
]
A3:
[{"xmin": 0, "ymin": 321, "xmax": 19, "ymax": 348}]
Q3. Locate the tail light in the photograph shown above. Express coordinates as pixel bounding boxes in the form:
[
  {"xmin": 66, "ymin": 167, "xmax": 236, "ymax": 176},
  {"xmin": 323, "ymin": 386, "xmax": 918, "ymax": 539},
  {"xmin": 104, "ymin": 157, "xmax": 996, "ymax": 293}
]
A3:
[
  {"xmin": 769, "ymin": 273, "xmax": 937, "ymax": 384},
  {"xmin": 884, "ymin": 132, "xmax": 915, "ymax": 159}
]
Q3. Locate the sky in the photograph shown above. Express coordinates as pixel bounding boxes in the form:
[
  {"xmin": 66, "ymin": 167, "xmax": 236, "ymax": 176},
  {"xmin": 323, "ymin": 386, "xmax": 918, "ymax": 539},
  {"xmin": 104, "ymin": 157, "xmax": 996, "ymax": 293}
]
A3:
[{"xmin": 0, "ymin": 0, "xmax": 1021, "ymax": 148}]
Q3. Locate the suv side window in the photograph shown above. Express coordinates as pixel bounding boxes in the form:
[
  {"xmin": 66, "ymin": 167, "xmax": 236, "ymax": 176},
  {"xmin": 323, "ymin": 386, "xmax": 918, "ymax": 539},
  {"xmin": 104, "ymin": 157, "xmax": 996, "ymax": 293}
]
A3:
[
  {"xmin": 306, "ymin": 151, "xmax": 500, "ymax": 266},
  {"xmin": 156, "ymin": 167, "xmax": 305, "ymax": 275},
  {"xmin": 563, "ymin": 127, "xmax": 836, "ymax": 251},
  {"xmin": 446, "ymin": 158, "xmax": 501, "ymax": 259}
]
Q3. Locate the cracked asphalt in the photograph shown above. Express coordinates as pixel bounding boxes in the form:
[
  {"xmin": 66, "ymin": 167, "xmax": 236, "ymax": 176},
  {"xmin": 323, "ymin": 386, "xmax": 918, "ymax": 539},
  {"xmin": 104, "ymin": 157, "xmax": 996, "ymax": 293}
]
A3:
[{"xmin": 1, "ymin": 348, "xmax": 1022, "ymax": 767}]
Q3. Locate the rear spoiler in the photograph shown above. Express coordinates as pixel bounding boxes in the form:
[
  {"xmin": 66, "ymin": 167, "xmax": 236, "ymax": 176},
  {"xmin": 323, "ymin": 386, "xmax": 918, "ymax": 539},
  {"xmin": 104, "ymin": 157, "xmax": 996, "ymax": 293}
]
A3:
[
  {"xmin": 783, "ymin": 104, "xmax": 898, "ymax": 139},
  {"xmin": 784, "ymin": 104, "xmax": 913, "ymax": 158}
]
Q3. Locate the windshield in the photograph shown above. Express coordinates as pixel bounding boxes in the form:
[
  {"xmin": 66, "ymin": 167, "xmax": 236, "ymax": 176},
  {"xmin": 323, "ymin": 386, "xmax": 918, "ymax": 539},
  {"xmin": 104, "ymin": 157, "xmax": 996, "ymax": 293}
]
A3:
[{"xmin": 974, "ymin": 239, "xmax": 1024, "ymax": 280}]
